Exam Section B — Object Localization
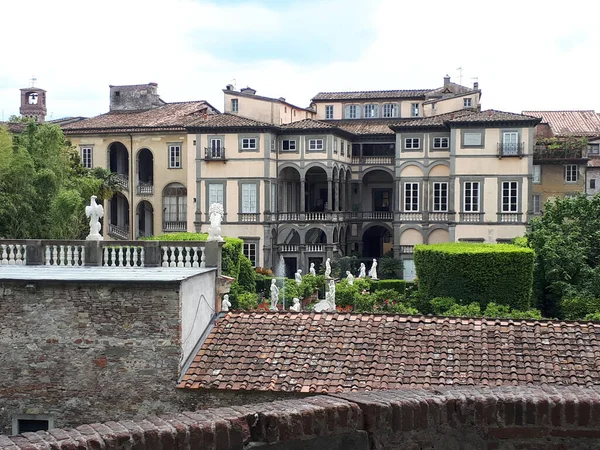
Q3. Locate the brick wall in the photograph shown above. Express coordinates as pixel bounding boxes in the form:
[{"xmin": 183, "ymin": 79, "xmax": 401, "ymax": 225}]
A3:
[
  {"xmin": 0, "ymin": 281, "xmax": 198, "ymax": 435},
  {"xmin": 3, "ymin": 386, "xmax": 600, "ymax": 449}
]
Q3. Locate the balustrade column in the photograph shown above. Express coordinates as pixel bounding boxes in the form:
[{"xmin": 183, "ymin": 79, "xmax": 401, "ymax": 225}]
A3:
[
  {"xmin": 327, "ymin": 178, "xmax": 333, "ymax": 211},
  {"xmin": 300, "ymin": 178, "xmax": 306, "ymax": 213}
]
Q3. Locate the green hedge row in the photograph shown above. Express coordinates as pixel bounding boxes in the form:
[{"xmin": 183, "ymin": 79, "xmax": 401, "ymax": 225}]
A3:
[{"xmin": 414, "ymin": 243, "xmax": 534, "ymax": 310}]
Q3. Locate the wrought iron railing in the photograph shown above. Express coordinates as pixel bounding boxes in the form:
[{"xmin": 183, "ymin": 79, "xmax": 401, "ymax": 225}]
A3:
[
  {"xmin": 204, "ymin": 147, "xmax": 226, "ymax": 160},
  {"xmin": 497, "ymin": 142, "xmax": 524, "ymax": 157}
]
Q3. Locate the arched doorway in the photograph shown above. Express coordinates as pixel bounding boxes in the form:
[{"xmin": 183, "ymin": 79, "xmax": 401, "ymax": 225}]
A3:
[
  {"xmin": 108, "ymin": 142, "xmax": 129, "ymax": 187},
  {"xmin": 162, "ymin": 183, "xmax": 187, "ymax": 232},
  {"xmin": 137, "ymin": 201, "xmax": 154, "ymax": 238},
  {"xmin": 137, "ymin": 148, "xmax": 154, "ymax": 194},
  {"xmin": 362, "ymin": 225, "xmax": 392, "ymax": 258},
  {"xmin": 306, "ymin": 166, "xmax": 329, "ymax": 211},
  {"xmin": 362, "ymin": 169, "xmax": 394, "ymax": 214},
  {"xmin": 109, "ymin": 193, "xmax": 130, "ymax": 239},
  {"xmin": 279, "ymin": 167, "xmax": 301, "ymax": 213}
]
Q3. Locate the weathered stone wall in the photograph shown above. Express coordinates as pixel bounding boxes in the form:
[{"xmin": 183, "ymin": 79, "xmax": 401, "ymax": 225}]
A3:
[
  {"xmin": 3, "ymin": 386, "xmax": 600, "ymax": 450},
  {"xmin": 0, "ymin": 281, "xmax": 198, "ymax": 435}
]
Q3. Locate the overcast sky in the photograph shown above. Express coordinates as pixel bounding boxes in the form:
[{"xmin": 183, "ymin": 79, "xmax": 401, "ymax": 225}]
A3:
[{"xmin": 1, "ymin": 0, "xmax": 597, "ymax": 120}]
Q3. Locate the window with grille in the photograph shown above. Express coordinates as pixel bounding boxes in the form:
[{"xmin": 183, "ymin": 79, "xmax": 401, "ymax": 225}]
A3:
[
  {"xmin": 325, "ymin": 105, "xmax": 334, "ymax": 119},
  {"xmin": 411, "ymin": 103, "xmax": 420, "ymax": 117},
  {"xmin": 565, "ymin": 164, "xmax": 578, "ymax": 183},
  {"xmin": 231, "ymin": 99, "xmax": 239, "ymax": 113},
  {"xmin": 308, "ymin": 139, "xmax": 324, "ymax": 151},
  {"xmin": 404, "ymin": 182, "xmax": 419, "ymax": 211},
  {"xmin": 209, "ymin": 183, "xmax": 224, "ymax": 206},
  {"xmin": 502, "ymin": 181, "xmax": 518, "ymax": 212},
  {"xmin": 405, "ymin": 138, "xmax": 421, "ymax": 149},
  {"xmin": 533, "ymin": 194, "xmax": 541, "ymax": 214},
  {"xmin": 241, "ymin": 183, "xmax": 257, "ymax": 213},
  {"xmin": 464, "ymin": 98, "xmax": 472, "ymax": 108},
  {"xmin": 80, "ymin": 147, "xmax": 92, "ymax": 168},
  {"xmin": 533, "ymin": 165, "xmax": 541, "ymax": 183},
  {"xmin": 282, "ymin": 140, "xmax": 296, "ymax": 151},
  {"xmin": 433, "ymin": 137, "xmax": 449, "ymax": 149},
  {"xmin": 163, "ymin": 183, "xmax": 187, "ymax": 222},
  {"xmin": 243, "ymin": 242, "xmax": 257, "ymax": 267},
  {"xmin": 433, "ymin": 182, "xmax": 448, "ymax": 212},
  {"xmin": 347, "ymin": 104, "xmax": 359, "ymax": 119},
  {"xmin": 382, "ymin": 103, "xmax": 398, "ymax": 118},
  {"xmin": 168, "ymin": 145, "xmax": 181, "ymax": 168},
  {"xmin": 463, "ymin": 181, "xmax": 480, "ymax": 212},
  {"xmin": 241, "ymin": 138, "xmax": 257, "ymax": 150},
  {"xmin": 364, "ymin": 104, "xmax": 378, "ymax": 118}
]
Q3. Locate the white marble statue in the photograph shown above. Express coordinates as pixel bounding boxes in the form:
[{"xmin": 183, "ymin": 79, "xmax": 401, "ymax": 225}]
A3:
[
  {"xmin": 85, "ymin": 195, "xmax": 104, "ymax": 241},
  {"xmin": 346, "ymin": 271, "xmax": 354, "ymax": 285},
  {"xmin": 314, "ymin": 280, "xmax": 336, "ymax": 312},
  {"xmin": 221, "ymin": 294, "xmax": 231, "ymax": 312},
  {"xmin": 328, "ymin": 280, "xmax": 336, "ymax": 308},
  {"xmin": 309, "ymin": 262, "xmax": 316, "ymax": 276},
  {"xmin": 324, "ymin": 258, "xmax": 332, "ymax": 279},
  {"xmin": 207, "ymin": 203, "xmax": 224, "ymax": 242},
  {"xmin": 290, "ymin": 297, "xmax": 301, "ymax": 312},
  {"xmin": 295, "ymin": 269, "xmax": 303, "ymax": 285},
  {"xmin": 369, "ymin": 258, "xmax": 378, "ymax": 280},
  {"xmin": 270, "ymin": 279, "xmax": 280, "ymax": 311},
  {"xmin": 358, "ymin": 263, "xmax": 366, "ymax": 279}
]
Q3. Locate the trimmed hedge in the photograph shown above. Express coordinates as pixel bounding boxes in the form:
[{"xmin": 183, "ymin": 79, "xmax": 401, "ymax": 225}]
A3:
[{"xmin": 414, "ymin": 243, "xmax": 534, "ymax": 310}]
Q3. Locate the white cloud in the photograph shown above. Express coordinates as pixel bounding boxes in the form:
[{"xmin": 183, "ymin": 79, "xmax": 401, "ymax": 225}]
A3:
[{"xmin": 1, "ymin": 0, "xmax": 599, "ymax": 120}]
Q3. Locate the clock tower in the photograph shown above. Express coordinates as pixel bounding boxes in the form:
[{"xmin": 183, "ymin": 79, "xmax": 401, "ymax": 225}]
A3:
[{"xmin": 19, "ymin": 77, "xmax": 47, "ymax": 122}]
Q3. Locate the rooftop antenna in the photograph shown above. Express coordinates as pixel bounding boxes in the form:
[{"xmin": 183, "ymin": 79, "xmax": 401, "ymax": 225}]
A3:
[
  {"xmin": 30, "ymin": 76, "xmax": 37, "ymax": 88},
  {"xmin": 456, "ymin": 67, "xmax": 463, "ymax": 85},
  {"xmin": 230, "ymin": 78, "xmax": 237, "ymax": 90}
]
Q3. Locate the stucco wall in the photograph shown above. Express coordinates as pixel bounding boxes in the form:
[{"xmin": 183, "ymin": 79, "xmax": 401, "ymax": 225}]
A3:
[{"xmin": 533, "ymin": 163, "xmax": 586, "ymax": 205}]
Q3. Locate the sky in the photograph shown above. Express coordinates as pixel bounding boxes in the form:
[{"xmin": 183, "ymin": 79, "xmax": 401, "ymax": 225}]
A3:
[{"xmin": 1, "ymin": 0, "xmax": 598, "ymax": 120}]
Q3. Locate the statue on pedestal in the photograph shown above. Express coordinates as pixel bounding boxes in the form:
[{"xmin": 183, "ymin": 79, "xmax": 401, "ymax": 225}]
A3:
[
  {"xmin": 324, "ymin": 258, "xmax": 332, "ymax": 279},
  {"xmin": 270, "ymin": 279, "xmax": 280, "ymax": 311},
  {"xmin": 369, "ymin": 259, "xmax": 378, "ymax": 280},
  {"xmin": 309, "ymin": 262, "xmax": 316, "ymax": 276},
  {"xmin": 290, "ymin": 298, "xmax": 301, "ymax": 312},
  {"xmin": 328, "ymin": 280, "xmax": 336, "ymax": 309},
  {"xmin": 346, "ymin": 271, "xmax": 354, "ymax": 285},
  {"xmin": 295, "ymin": 269, "xmax": 303, "ymax": 285},
  {"xmin": 207, "ymin": 203, "xmax": 224, "ymax": 242},
  {"xmin": 85, "ymin": 195, "xmax": 104, "ymax": 241},
  {"xmin": 358, "ymin": 263, "xmax": 366, "ymax": 279},
  {"xmin": 221, "ymin": 294, "xmax": 231, "ymax": 312}
]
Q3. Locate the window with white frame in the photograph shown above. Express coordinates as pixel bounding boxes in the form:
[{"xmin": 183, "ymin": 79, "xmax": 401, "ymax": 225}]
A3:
[
  {"xmin": 404, "ymin": 182, "xmax": 419, "ymax": 211},
  {"xmin": 168, "ymin": 144, "xmax": 181, "ymax": 168},
  {"xmin": 80, "ymin": 147, "xmax": 92, "ymax": 168},
  {"xmin": 364, "ymin": 104, "xmax": 378, "ymax": 118},
  {"xmin": 347, "ymin": 104, "xmax": 359, "ymax": 119},
  {"xmin": 411, "ymin": 103, "xmax": 420, "ymax": 117},
  {"xmin": 532, "ymin": 194, "xmax": 541, "ymax": 214},
  {"xmin": 565, "ymin": 164, "xmax": 578, "ymax": 183},
  {"xmin": 341, "ymin": 141, "xmax": 345, "ymax": 156},
  {"xmin": 231, "ymin": 98, "xmax": 239, "ymax": 113},
  {"xmin": 382, "ymin": 103, "xmax": 398, "ymax": 118},
  {"xmin": 208, "ymin": 183, "xmax": 224, "ymax": 206},
  {"xmin": 241, "ymin": 137, "xmax": 257, "ymax": 150},
  {"xmin": 325, "ymin": 105, "xmax": 334, "ymax": 119},
  {"xmin": 308, "ymin": 139, "xmax": 324, "ymax": 151},
  {"xmin": 433, "ymin": 182, "xmax": 448, "ymax": 212},
  {"xmin": 463, "ymin": 181, "xmax": 480, "ymax": 212},
  {"xmin": 333, "ymin": 139, "xmax": 338, "ymax": 154},
  {"xmin": 432, "ymin": 137, "xmax": 449, "ymax": 149},
  {"xmin": 282, "ymin": 139, "xmax": 296, "ymax": 151},
  {"xmin": 502, "ymin": 181, "xmax": 518, "ymax": 213},
  {"xmin": 589, "ymin": 144, "xmax": 600, "ymax": 155},
  {"xmin": 463, "ymin": 132, "xmax": 483, "ymax": 147},
  {"xmin": 243, "ymin": 242, "xmax": 257, "ymax": 267},
  {"xmin": 533, "ymin": 165, "xmax": 541, "ymax": 183},
  {"xmin": 210, "ymin": 138, "xmax": 223, "ymax": 158},
  {"xmin": 463, "ymin": 98, "xmax": 472, "ymax": 108},
  {"xmin": 163, "ymin": 183, "xmax": 187, "ymax": 222},
  {"xmin": 241, "ymin": 183, "xmax": 257, "ymax": 213},
  {"xmin": 404, "ymin": 137, "xmax": 421, "ymax": 149}
]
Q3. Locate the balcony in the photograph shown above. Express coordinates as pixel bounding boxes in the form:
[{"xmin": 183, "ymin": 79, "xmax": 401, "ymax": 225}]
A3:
[
  {"xmin": 352, "ymin": 156, "xmax": 395, "ymax": 165},
  {"xmin": 429, "ymin": 212, "xmax": 449, "ymax": 222},
  {"xmin": 137, "ymin": 181, "xmax": 153, "ymax": 195},
  {"xmin": 204, "ymin": 147, "xmax": 226, "ymax": 161},
  {"xmin": 114, "ymin": 173, "xmax": 129, "ymax": 189},
  {"xmin": 460, "ymin": 213, "xmax": 484, "ymax": 223},
  {"xmin": 533, "ymin": 144, "xmax": 587, "ymax": 163},
  {"xmin": 108, "ymin": 224, "xmax": 130, "ymax": 240},
  {"xmin": 239, "ymin": 213, "xmax": 260, "ymax": 222},
  {"xmin": 398, "ymin": 212, "xmax": 423, "ymax": 222},
  {"xmin": 399, "ymin": 245, "xmax": 414, "ymax": 254},
  {"xmin": 497, "ymin": 142, "xmax": 524, "ymax": 158},
  {"xmin": 163, "ymin": 221, "xmax": 187, "ymax": 232},
  {"xmin": 498, "ymin": 213, "xmax": 522, "ymax": 223}
]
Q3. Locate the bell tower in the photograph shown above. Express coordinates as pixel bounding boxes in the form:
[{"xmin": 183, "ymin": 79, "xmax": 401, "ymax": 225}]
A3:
[{"xmin": 20, "ymin": 77, "xmax": 47, "ymax": 122}]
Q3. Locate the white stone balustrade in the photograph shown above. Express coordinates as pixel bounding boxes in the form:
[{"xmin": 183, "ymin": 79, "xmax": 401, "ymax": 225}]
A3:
[
  {"xmin": 44, "ymin": 245, "xmax": 84, "ymax": 266},
  {"xmin": 0, "ymin": 244, "xmax": 26, "ymax": 265},
  {"xmin": 102, "ymin": 246, "xmax": 145, "ymax": 267},
  {"xmin": 161, "ymin": 246, "xmax": 206, "ymax": 268}
]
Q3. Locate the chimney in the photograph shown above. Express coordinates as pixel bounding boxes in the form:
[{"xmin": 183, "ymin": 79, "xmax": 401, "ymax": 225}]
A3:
[
  {"xmin": 474, "ymin": 81, "xmax": 479, "ymax": 90},
  {"xmin": 444, "ymin": 75, "xmax": 451, "ymax": 86},
  {"xmin": 225, "ymin": 84, "xmax": 234, "ymax": 91},
  {"xmin": 279, "ymin": 97, "xmax": 286, "ymax": 102},
  {"xmin": 109, "ymin": 83, "xmax": 162, "ymax": 111},
  {"xmin": 488, "ymin": 110, "xmax": 493, "ymax": 117},
  {"xmin": 240, "ymin": 87, "xmax": 256, "ymax": 95}
]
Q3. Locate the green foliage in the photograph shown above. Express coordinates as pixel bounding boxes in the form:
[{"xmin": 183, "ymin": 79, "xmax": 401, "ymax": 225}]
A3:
[
  {"xmin": 378, "ymin": 256, "xmax": 403, "ymax": 279},
  {"xmin": 414, "ymin": 243, "xmax": 534, "ymax": 310},
  {"xmin": 584, "ymin": 312, "xmax": 600, "ymax": 321},
  {"xmin": 298, "ymin": 275, "xmax": 326, "ymax": 300},
  {"xmin": 372, "ymin": 279, "xmax": 407, "ymax": 294},
  {"xmin": 237, "ymin": 255, "xmax": 256, "ymax": 293},
  {"xmin": 255, "ymin": 273, "xmax": 273, "ymax": 296},
  {"xmin": 561, "ymin": 293, "xmax": 600, "ymax": 320},
  {"xmin": 430, "ymin": 297, "xmax": 541, "ymax": 319},
  {"xmin": 237, "ymin": 292, "xmax": 259, "ymax": 310}
]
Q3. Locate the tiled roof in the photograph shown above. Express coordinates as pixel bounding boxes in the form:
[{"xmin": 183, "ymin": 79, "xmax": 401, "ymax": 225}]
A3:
[
  {"xmin": 522, "ymin": 110, "xmax": 600, "ymax": 137},
  {"xmin": 423, "ymin": 83, "xmax": 479, "ymax": 104},
  {"xmin": 587, "ymin": 158, "xmax": 600, "ymax": 167},
  {"xmin": 447, "ymin": 109, "xmax": 541, "ymax": 124},
  {"xmin": 62, "ymin": 101, "xmax": 216, "ymax": 133},
  {"xmin": 279, "ymin": 118, "xmax": 338, "ymax": 130},
  {"xmin": 312, "ymin": 89, "xmax": 432, "ymax": 101},
  {"xmin": 179, "ymin": 312, "xmax": 600, "ymax": 393},
  {"xmin": 0, "ymin": 122, "xmax": 26, "ymax": 133},
  {"xmin": 333, "ymin": 120, "xmax": 396, "ymax": 135},
  {"xmin": 224, "ymin": 89, "xmax": 312, "ymax": 111},
  {"xmin": 389, "ymin": 109, "xmax": 476, "ymax": 128},
  {"xmin": 188, "ymin": 113, "xmax": 274, "ymax": 129}
]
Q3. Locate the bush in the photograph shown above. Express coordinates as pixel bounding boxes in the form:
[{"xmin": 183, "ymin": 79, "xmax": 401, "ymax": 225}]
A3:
[
  {"xmin": 372, "ymin": 280, "xmax": 407, "ymax": 295},
  {"xmin": 414, "ymin": 243, "xmax": 534, "ymax": 310},
  {"xmin": 298, "ymin": 275, "xmax": 326, "ymax": 300},
  {"xmin": 255, "ymin": 273, "xmax": 273, "ymax": 296},
  {"xmin": 237, "ymin": 255, "xmax": 256, "ymax": 293},
  {"xmin": 237, "ymin": 292, "xmax": 259, "ymax": 310},
  {"xmin": 561, "ymin": 293, "xmax": 600, "ymax": 320},
  {"xmin": 378, "ymin": 257, "xmax": 403, "ymax": 279}
]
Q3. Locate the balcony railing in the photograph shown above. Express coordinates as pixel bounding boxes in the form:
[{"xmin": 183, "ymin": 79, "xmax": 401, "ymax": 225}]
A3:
[
  {"xmin": 163, "ymin": 221, "xmax": 187, "ymax": 232},
  {"xmin": 351, "ymin": 156, "xmax": 395, "ymax": 165},
  {"xmin": 279, "ymin": 244, "xmax": 299, "ymax": 253},
  {"xmin": 533, "ymin": 144, "xmax": 587, "ymax": 161},
  {"xmin": 137, "ymin": 182, "xmax": 153, "ymax": 195},
  {"xmin": 204, "ymin": 147, "xmax": 226, "ymax": 161},
  {"xmin": 399, "ymin": 245, "xmax": 414, "ymax": 254},
  {"xmin": 359, "ymin": 211, "xmax": 393, "ymax": 220},
  {"xmin": 114, "ymin": 173, "xmax": 129, "ymax": 189},
  {"xmin": 497, "ymin": 142, "xmax": 524, "ymax": 158},
  {"xmin": 460, "ymin": 212, "xmax": 484, "ymax": 223},
  {"xmin": 239, "ymin": 213, "xmax": 260, "ymax": 222},
  {"xmin": 429, "ymin": 212, "xmax": 449, "ymax": 222},
  {"xmin": 305, "ymin": 244, "xmax": 325, "ymax": 252},
  {"xmin": 498, "ymin": 212, "xmax": 522, "ymax": 223},
  {"xmin": 398, "ymin": 212, "xmax": 423, "ymax": 221},
  {"xmin": 108, "ymin": 224, "xmax": 130, "ymax": 240}
]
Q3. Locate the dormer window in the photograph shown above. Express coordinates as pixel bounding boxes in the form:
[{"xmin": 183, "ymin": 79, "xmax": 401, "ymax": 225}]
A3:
[
  {"xmin": 411, "ymin": 103, "xmax": 420, "ymax": 117},
  {"xmin": 382, "ymin": 103, "xmax": 398, "ymax": 118},
  {"xmin": 231, "ymin": 98, "xmax": 239, "ymax": 113},
  {"xmin": 345, "ymin": 104, "xmax": 360, "ymax": 119},
  {"xmin": 464, "ymin": 98, "xmax": 472, "ymax": 108},
  {"xmin": 364, "ymin": 104, "xmax": 378, "ymax": 118}
]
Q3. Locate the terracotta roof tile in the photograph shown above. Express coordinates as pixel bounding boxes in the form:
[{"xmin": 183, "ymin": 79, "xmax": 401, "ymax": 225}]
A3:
[
  {"xmin": 187, "ymin": 113, "xmax": 274, "ymax": 129},
  {"xmin": 179, "ymin": 312, "xmax": 600, "ymax": 393},
  {"xmin": 312, "ymin": 89, "xmax": 432, "ymax": 101},
  {"xmin": 447, "ymin": 109, "xmax": 541, "ymax": 124},
  {"xmin": 333, "ymin": 120, "xmax": 396, "ymax": 135},
  {"xmin": 279, "ymin": 118, "xmax": 337, "ymax": 130},
  {"xmin": 522, "ymin": 110, "xmax": 600, "ymax": 137}
]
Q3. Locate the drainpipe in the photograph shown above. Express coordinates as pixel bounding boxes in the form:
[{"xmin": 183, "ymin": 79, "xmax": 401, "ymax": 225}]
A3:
[
  {"xmin": 275, "ymin": 127, "xmax": 279, "ymax": 271},
  {"xmin": 129, "ymin": 134, "xmax": 134, "ymax": 240}
]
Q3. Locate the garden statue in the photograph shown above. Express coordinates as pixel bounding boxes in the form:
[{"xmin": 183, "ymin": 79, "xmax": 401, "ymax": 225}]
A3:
[
  {"xmin": 324, "ymin": 258, "xmax": 332, "ymax": 279},
  {"xmin": 290, "ymin": 297, "xmax": 301, "ymax": 312},
  {"xmin": 358, "ymin": 263, "xmax": 366, "ymax": 278},
  {"xmin": 270, "ymin": 279, "xmax": 280, "ymax": 311},
  {"xmin": 369, "ymin": 258, "xmax": 378, "ymax": 280},
  {"xmin": 346, "ymin": 271, "xmax": 354, "ymax": 285},
  {"xmin": 85, "ymin": 195, "xmax": 104, "ymax": 241},
  {"xmin": 207, "ymin": 203, "xmax": 224, "ymax": 242},
  {"xmin": 295, "ymin": 269, "xmax": 303, "ymax": 285},
  {"xmin": 221, "ymin": 294, "xmax": 231, "ymax": 312},
  {"xmin": 328, "ymin": 280, "xmax": 336, "ymax": 309},
  {"xmin": 309, "ymin": 262, "xmax": 316, "ymax": 276}
]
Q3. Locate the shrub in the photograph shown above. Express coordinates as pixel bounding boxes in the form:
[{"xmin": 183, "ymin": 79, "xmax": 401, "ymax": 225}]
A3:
[
  {"xmin": 414, "ymin": 243, "xmax": 534, "ymax": 310},
  {"xmin": 237, "ymin": 255, "xmax": 256, "ymax": 293},
  {"xmin": 372, "ymin": 280, "xmax": 407, "ymax": 295},
  {"xmin": 255, "ymin": 273, "xmax": 273, "ymax": 296},
  {"xmin": 561, "ymin": 293, "xmax": 600, "ymax": 320},
  {"xmin": 370, "ymin": 288, "xmax": 404, "ymax": 303},
  {"xmin": 378, "ymin": 256, "xmax": 403, "ymax": 279},
  {"xmin": 237, "ymin": 292, "xmax": 259, "ymax": 310},
  {"xmin": 298, "ymin": 275, "xmax": 326, "ymax": 300}
]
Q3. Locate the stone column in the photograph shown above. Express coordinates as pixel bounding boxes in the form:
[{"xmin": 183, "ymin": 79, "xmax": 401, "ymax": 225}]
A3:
[
  {"xmin": 300, "ymin": 178, "xmax": 306, "ymax": 212},
  {"xmin": 335, "ymin": 180, "xmax": 340, "ymax": 212},
  {"xmin": 340, "ymin": 179, "xmax": 346, "ymax": 212},
  {"xmin": 358, "ymin": 183, "xmax": 363, "ymax": 211},
  {"xmin": 327, "ymin": 179, "xmax": 333, "ymax": 211}
]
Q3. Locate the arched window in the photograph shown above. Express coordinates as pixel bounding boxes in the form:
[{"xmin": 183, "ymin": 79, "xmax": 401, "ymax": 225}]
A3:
[{"xmin": 163, "ymin": 183, "xmax": 187, "ymax": 229}]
